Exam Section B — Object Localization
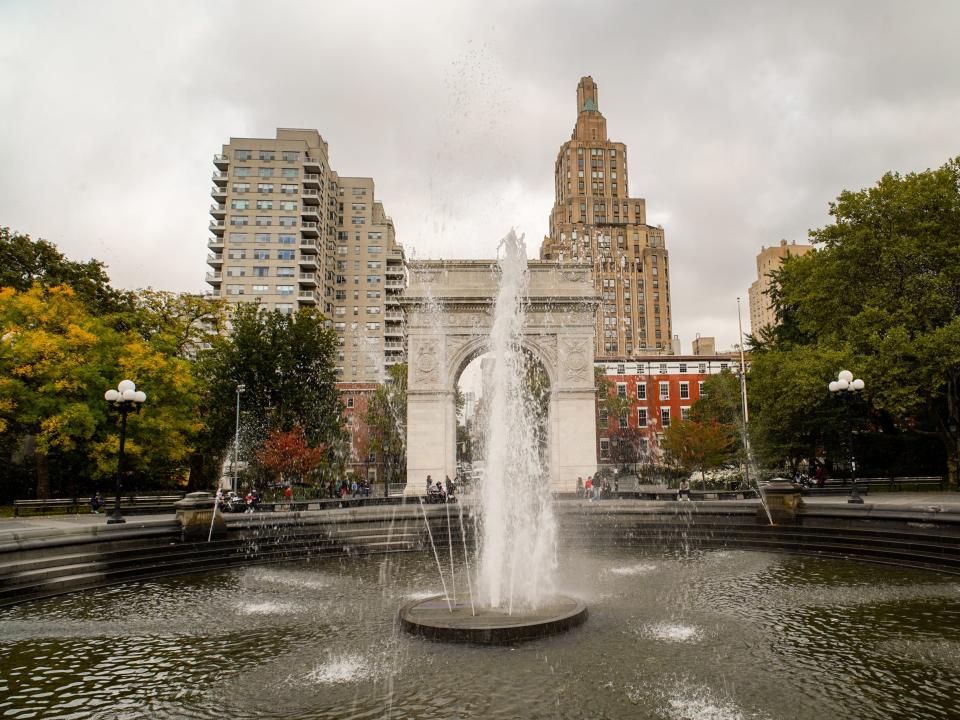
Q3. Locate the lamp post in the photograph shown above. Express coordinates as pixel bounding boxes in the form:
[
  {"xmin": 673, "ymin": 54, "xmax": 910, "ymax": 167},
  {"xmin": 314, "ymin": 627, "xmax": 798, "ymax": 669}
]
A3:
[
  {"xmin": 233, "ymin": 384, "xmax": 245, "ymax": 494},
  {"xmin": 103, "ymin": 380, "xmax": 147, "ymax": 524},
  {"xmin": 828, "ymin": 370, "xmax": 865, "ymax": 497}
]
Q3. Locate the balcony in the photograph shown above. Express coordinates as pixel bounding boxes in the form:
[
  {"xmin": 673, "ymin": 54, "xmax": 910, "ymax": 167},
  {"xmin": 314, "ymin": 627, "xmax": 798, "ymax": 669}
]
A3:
[
  {"xmin": 299, "ymin": 240, "xmax": 318, "ymax": 254},
  {"xmin": 385, "ymin": 310, "xmax": 404, "ymax": 321},
  {"xmin": 385, "ymin": 266, "xmax": 404, "ymax": 277},
  {"xmin": 298, "ymin": 273, "xmax": 318, "ymax": 286},
  {"xmin": 207, "ymin": 253, "xmax": 223, "ymax": 267},
  {"xmin": 213, "ymin": 154, "xmax": 230, "ymax": 170},
  {"xmin": 210, "ymin": 204, "xmax": 226, "ymax": 219},
  {"xmin": 207, "ymin": 237, "xmax": 224, "ymax": 250},
  {"xmin": 209, "ymin": 220, "xmax": 226, "ymax": 236},
  {"xmin": 384, "ymin": 326, "xmax": 404, "ymax": 338},
  {"xmin": 211, "ymin": 186, "xmax": 227, "ymax": 201},
  {"xmin": 211, "ymin": 171, "xmax": 229, "ymax": 186},
  {"xmin": 301, "ymin": 189, "xmax": 320, "ymax": 204},
  {"xmin": 301, "ymin": 222, "xmax": 320, "ymax": 238},
  {"xmin": 298, "ymin": 255, "xmax": 319, "ymax": 269},
  {"xmin": 298, "ymin": 290, "xmax": 317, "ymax": 303},
  {"xmin": 300, "ymin": 205, "xmax": 320, "ymax": 221},
  {"xmin": 384, "ymin": 341, "xmax": 405, "ymax": 350},
  {"xmin": 303, "ymin": 155, "xmax": 322, "ymax": 173},
  {"xmin": 303, "ymin": 173, "xmax": 321, "ymax": 188},
  {"xmin": 384, "ymin": 295, "xmax": 401, "ymax": 307},
  {"xmin": 206, "ymin": 271, "xmax": 222, "ymax": 284},
  {"xmin": 385, "ymin": 279, "xmax": 404, "ymax": 289}
]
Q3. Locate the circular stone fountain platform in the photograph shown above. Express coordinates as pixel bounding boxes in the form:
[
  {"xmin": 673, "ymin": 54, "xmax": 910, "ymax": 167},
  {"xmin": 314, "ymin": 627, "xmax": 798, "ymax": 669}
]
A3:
[{"xmin": 399, "ymin": 594, "xmax": 587, "ymax": 644}]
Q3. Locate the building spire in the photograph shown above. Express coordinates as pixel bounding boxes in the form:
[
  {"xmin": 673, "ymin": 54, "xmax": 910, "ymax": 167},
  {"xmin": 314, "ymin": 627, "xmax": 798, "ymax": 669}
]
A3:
[{"xmin": 577, "ymin": 76, "xmax": 599, "ymax": 113}]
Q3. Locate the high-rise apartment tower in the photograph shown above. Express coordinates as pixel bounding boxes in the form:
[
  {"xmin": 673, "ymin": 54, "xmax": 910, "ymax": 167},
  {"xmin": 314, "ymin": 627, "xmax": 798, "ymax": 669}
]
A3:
[
  {"xmin": 540, "ymin": 77, "xmax": 673, "ymax": 357},
  {"xmin": 206, "ymin": 128, "xmax": 406, "ymax": 381},
  {"xmin": 747, "ymin": 239, "xmax": 812, "ymax": 334}
]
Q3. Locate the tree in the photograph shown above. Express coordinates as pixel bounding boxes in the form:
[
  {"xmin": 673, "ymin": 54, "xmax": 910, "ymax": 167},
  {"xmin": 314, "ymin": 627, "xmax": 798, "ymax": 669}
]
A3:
[
  {"xmin": 364, "ymin": 363, "xmax": 407, "ymax": 487},
  {"xmin": 750, "ymin": 157, "xmax": 960, "ymax": 485},
  {"xmin": 595, "ymin": 366, "xmax": 631, "ymax": 435},
  {"xmin": 662, "ymin": 419, "xmax": 737, "ymax": 489},
  {"xmin": 0, "ymin": 227, "xmax": 131, "ymax": 315},
  {"xmin": 196, "ymin": 304, "xmax": 344, "ymax": 487},
  {"xmin": 254, "ymin": 426, "xmax": 324, "ymax": 486},
  {"xmin": 128, "ymin": 289, "xmax": 227, "ymax": 359},
  {"xmin": 609, "ymin": 426, "xmax": 643, "ymax": 473}
]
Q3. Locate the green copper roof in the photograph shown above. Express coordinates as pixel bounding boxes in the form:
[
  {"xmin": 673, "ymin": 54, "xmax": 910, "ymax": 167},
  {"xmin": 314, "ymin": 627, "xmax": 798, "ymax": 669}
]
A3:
[{"xmin": 582, "ymin": 98, "xmax": 598, "ymax": 112}]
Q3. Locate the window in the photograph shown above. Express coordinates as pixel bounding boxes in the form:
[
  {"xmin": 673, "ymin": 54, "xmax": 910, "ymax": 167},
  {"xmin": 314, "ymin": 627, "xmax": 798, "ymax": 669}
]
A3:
[
  {"xmin": 681, "ymin": 407, "xmax": 691, "ymax": 421},
  {"xmin": 365, "ymin": 322, "xmax": 380, "ymax": 331},
  {"xmin": 278, "ymin": 234, "xmax": 295, "ymax": 244},
  {"xmin": 367, "ymin": 260, "xmax": 381, "ymax": 269},
  {"xmin": 251, "ymin": 284, "xmax": 269, "ymax": 293},
  {"xmin": 253, "ymin": 249, "xmax": 270, "ymax": 260},
  {"xmin": 599, "ymin": 438, "xmax": 610, "ymax": 459},
  {"xmin": 277, "ymin": 267, "xmax": 295, "ymax": 277},
  {"xmin": 275, "ymin": 303, "xmax": 293, "ymax": 314},
  {"xmin": 599, "ymin": 405, "xmax": 608, "ymax": 424},
  {"xmin": 637, "ymin": 407, "xmax": 648, "ymax": 427},
  {"xmin": 279, "ymin": 216, "xmax": 297, "ymax": 227},
  {"xmin": 369, "ymin": 245, "xmax": 382, "ymax": 253},
  {"xmin": 252, "ymin": 266, "xmax": 269, "ymax": 277},
  {"xmin": 366, "ymin": 275, "xmax": 381, "ymax": 284},
  {"xmin": 226, "ymin": 266, "xmax": 245, "ymax": 277},
  {"xmin": 699, "ymin": 362, "xmax": 707, "ymax": 374},
  {"xmin": 231, "ymin": 199, "xmax": 249, "ymax": 210},
  {"xmin": 235, "ymin": 150, "xmax": 252, "ymax": 161},
  {"xmin": 226, "ymin": 284, "xmax": 244, "ymax": 295},
  {"xmin": 276, "ymin": 285, "xmax": 294, "ymax": 295},
  {"xmin": 259, "ymin": 151, "xmax": 275, "ymax": 162},
  {"xmin": 659, "ymin": 382, "xmax": 670, "ymax": 400},
  {"xmin": 282, "ymin": 151, "xmax": 299, "ymax": 162},
  {"xmin": 351, "ymin": 216, "xmax": 364, "ymax": 225},
  {"xmin": 346, "ymin": 397, "xmax": 354, "ymax": 408},
  {"xmin": 660, "ymin": 407, "xmax": 671, "ymax": 428},
  {"xmin": 720, "ymin": 363, "xmax": 729, "ymax": 372},
  {"xmin": 234, "ymin": 167, "xmax": 251, "ymax": 177},
  {"xmin": 619, "ymin": 412, "xmax": 628, "ymax": 429},
  {"xmin": 279, "ymin": 200, "xmax": 296, "ymax": 211},
  {"xmin": 277, "ymin": 249, "xmax": 294, "ymax": 260},
  {"xmin": 255, "ymin": 216, "xmax": 272, "ymax": 226},
  {"xmin": 637, "ymin": 382, "xmax": 646, "ymax": 400},
  {"xmin": 257, "ymin": 183, "xmax": 273, "ymax": 193},
  {"xmin": 659, "ymin": 363, "xmax": 668, "ymax": 374},
  {"xmin": 698, "ymin": 381, "xmax": 704, "ymax": 395},
  {"xmin": 255, "ymin": 233, "xmax": 271, "ymax": 243},
  {"xmin": 229, "ymin": 232, "xmax": 249, "ymax": 243},
  {"xmin": 256, "ymin": 200, "xmax": 273, "ymax": 210},
  {"xmin": 617, "ymin": 363, "xmax": 625, "ymax": 374},
  {"xmin": 679, "ymin": 363, "xmax": 687, "ymax": 373},
  {"xmin": 368, "ymin": 232, "xmax": 383, "ymax": 240},
  {"xmin": 230, "ymin": 216, "xmax": 249, "ymax": 226},
  {"xmin": 680, "ymin": 382, "xmax": 690, "ymax": 400},
  {"xmin": 616, "ymin": 383, "xmax": 626, "ymax": 398},
  {"xmin": 232, "ymin": 183, "xmax": 250, "ymax": 193},
  {"xmin": 227, "ymin": 248, "xmax": 246, "ymax": 259},
  {"xmin": 366, "ymin": 290, "xmax": 381, "ymax": 299},
  {"xmin": 280, "ymin": 184, "xmax": 298, "ymax": 194},
  {"xmin": 282, "ymin": 168, "xmax": 299, "ymax": 178}
]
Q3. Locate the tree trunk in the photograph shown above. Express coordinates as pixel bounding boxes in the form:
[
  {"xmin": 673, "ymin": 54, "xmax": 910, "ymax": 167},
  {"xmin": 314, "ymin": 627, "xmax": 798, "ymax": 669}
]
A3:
[
  {"xmin": 947, "ymin": 445, "xmax": 958, "ymax": 491},
  {"xmin": 35, "ymin": 451, "xmax": 50, "ymax": 499},
  {"xmin": 700, "ymin": 468, "xmax": 707, "ymax": 491}
]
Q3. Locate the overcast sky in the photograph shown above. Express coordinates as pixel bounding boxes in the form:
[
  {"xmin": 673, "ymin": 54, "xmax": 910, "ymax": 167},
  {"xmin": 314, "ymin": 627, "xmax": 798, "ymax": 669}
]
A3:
[{"xmin": 1, "ymin": 0, "xmax": 958, "ymax": 350}]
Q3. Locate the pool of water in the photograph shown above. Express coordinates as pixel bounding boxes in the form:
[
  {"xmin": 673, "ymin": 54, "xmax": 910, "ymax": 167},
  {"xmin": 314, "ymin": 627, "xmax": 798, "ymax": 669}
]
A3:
[{"xmin": 2, "ymin": 548, "xmax": 960, "ymax": 719}]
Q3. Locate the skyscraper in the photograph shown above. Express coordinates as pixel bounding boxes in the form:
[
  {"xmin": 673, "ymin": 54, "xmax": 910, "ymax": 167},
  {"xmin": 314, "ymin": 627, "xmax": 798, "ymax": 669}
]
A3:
[
  {"xmin": 540, "ymin": 77, "xmax": 673, "ymax": 357},
  {"xmin": 747, "ymin": 239, "xmax": 812, "ymax": 333},
  {"xmin": 206, "ymin": 128, "xmax": 405, "ymax": 381}
]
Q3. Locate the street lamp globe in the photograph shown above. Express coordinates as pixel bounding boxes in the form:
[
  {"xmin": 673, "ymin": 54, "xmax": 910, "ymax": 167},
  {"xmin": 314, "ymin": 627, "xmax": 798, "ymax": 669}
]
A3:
[
  {"xmin": 118, "ymin": 379, "xmax": 136, "ymax": 394},
  {"xmin": 851, "ymin": 379, "xmax": 865, "ymax": 391},
  {"xmin": 838, "ymin": 370, "xmax": 853, "ymax": 384},
  {"xmin": 104, "ymin": 389, "xmax": 120, "ymax": 401},
  {"xmin": 103, "ymin": 379, "xmax": 147, "ymax": 524}
]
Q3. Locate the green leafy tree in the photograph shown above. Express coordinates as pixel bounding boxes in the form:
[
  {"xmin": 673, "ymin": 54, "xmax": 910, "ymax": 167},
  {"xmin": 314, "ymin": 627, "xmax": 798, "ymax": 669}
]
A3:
[
  {"xmin": 750, "ymin": 157, "xmax": 960, "ymax": 485},
  {"xmin": 363, "ymin": 363, "xmax": 407, "ymax": 488},
  {"xmin": 196, "ymin": 303, "xmax": 344, "ymax": 488},
  {"xmin": 0, "ymin": 227, "xmax": 132, "ymax": 315}
]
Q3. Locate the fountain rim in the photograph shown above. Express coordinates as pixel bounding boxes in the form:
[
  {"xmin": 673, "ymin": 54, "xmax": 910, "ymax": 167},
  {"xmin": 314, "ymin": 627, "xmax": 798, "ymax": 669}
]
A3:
[{"xmin": 398, "ymin": 593, "xmax": 588, "ymax": 645}]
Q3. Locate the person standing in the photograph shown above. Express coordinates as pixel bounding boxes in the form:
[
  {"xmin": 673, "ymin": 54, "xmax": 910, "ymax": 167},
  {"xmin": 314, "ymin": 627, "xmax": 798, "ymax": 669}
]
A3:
[
  {"xmin": 425, "ymin": 474, "xmax": 433, "ymax": 495},
  {"xmin": 576, "ymin": 477, "xmax": 584, "ymax": 498},
  {"xmin": 585, "ymin": 476, "xmax": 594, "ymax": 502}
]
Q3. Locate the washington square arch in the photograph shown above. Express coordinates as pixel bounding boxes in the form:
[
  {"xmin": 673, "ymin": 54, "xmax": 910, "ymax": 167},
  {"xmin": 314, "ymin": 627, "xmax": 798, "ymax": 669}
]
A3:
[{"xmin": 401, "ymin": 259, "xmax": 600, "ymax": 494}]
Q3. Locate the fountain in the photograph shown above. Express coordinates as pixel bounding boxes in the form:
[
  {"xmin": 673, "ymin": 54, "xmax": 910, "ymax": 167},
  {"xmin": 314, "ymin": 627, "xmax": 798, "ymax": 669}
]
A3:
[{"xmin": 399, "ymin": 231, "xmax": 588, "ymax": 643}]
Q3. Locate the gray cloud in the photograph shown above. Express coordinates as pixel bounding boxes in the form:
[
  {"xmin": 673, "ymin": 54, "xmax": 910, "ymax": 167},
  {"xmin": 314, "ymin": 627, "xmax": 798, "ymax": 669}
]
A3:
[{"xmin": 1, "ymin": 0, "xmax": 958, "ymax": 350}]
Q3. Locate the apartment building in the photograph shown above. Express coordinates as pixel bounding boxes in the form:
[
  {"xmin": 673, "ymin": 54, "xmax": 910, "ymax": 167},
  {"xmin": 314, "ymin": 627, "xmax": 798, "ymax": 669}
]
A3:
[
  {"xmin": 747, "ymin": 239, "xmax": 813, "ymax": 334},
  {"xmin": 206, "ymin": 128, "xmax": 405, "ymax": 381},
  {"xmin": 540, "ymin": 77, "xmax": 673, "ymax": 357},
  {"xmin": 595, "ymin": 355, "xmax": 745, "ymax": 463}
]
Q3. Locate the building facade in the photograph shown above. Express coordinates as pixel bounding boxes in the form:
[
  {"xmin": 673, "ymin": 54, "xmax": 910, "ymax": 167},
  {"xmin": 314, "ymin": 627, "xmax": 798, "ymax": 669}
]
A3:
[
  {"xmin": 747, "ymin": 239, "xmax": 813, "ymax": 334},
  {"xmin": 338, "ymin": 382, "xmax": 382, "ymax": 484},
  {"xmin": 595, "ymin": 355, "xmax": 744, "ymax": 464},
  {"xmin": 207, "ymin": 128, "xmax": 406, "ymax": 381},
  {"xmin": 540, "ymin": 77, "xmax": 673, "ymax": 357}
]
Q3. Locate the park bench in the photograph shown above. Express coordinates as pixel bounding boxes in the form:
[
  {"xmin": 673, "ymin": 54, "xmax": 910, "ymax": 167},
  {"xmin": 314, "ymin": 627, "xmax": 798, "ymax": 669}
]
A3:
[
  {"xmin": 13, "ymin": 494, "xmax": 184, "ymax": 517},
  {"xmin": 801, "ymin": 476, "xmax": 944, "ymax": 497}
]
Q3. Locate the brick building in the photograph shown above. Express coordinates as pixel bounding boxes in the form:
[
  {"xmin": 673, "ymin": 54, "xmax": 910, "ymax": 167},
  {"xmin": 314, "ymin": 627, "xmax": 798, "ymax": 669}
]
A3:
[
  {"xmin": 595, "ymin": 355, "xmax": 745, "ymax": 464},
  {"xmin": 338, "ymin": 382, "xmax": 381, "ymax": 483}
]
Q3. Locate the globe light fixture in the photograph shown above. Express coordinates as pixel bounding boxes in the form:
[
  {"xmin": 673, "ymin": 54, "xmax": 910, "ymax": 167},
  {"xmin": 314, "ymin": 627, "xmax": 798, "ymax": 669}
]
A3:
[
  {"xmin": 828, "ymin": 370, "xmax": 865, "ymax": 502},
  {"xmin": 103, "ymin": 380, "xmax": 147, "ymax": 524}
]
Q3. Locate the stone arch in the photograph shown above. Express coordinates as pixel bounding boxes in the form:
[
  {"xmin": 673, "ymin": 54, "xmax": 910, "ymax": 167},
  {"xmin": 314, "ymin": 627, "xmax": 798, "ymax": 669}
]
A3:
[{"xmin": 401, "ymin": 260, "xmax": 599, "ymax": 494}]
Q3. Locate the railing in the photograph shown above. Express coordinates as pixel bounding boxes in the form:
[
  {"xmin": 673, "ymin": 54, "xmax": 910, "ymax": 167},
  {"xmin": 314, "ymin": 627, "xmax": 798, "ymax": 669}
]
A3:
[
  {"xmin": 213, "ymin": 154, "xmax": 229, "ymax": 164},
  {"xmin": 385, "ymin": 311, "xmax": 403, "ymax": 320},
  {"xmin": 207, "ymin": 238, "xmax": 224, "ymax": 247},
  {"xmin": 210, "ymin": 186, "xmax": 226, "ymax": 196},
  {"xmin": 210, "ymin": 204, "xmax": 226, "ymax": 212},
  {"xmin": 385, "ymin": 280, "xmax": 404, "ymax": 289},
  {"xmin": 207, "ymin": 254, "xmax": 223, "ymax": 263},
  {"xmin": 211, "ymin": 171, "xmax": 228, "ymax": 181},
  {"xmin": 206, "ymin": 272, "xmax": 222, "ymax": 281},
  {"xmin": 299, "ymin": 273, "xmax": 316, "ymax": 281},
  {"xmin": 303, "ymin": 174, "xmax": 320, "ymax": 182},
  {"xmin": 301, "ymin": 222, "xmax": 319, "ymax": 230},
  {"xmin": 298, "ymin": 291, "xmax": 316, "ymax": 300}
]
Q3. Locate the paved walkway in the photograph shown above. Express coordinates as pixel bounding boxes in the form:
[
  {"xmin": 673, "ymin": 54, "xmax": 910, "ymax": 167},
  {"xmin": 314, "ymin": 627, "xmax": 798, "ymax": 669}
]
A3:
[{"xmin": 801, "ymin": 491, "xmax": 960, "ymax": 508}]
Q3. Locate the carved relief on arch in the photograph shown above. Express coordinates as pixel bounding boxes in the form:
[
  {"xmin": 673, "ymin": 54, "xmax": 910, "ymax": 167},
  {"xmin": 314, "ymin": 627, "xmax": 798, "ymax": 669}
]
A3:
[{"xmin": 560, "ymin": 337, "xmax": 591, "ymax": 386}]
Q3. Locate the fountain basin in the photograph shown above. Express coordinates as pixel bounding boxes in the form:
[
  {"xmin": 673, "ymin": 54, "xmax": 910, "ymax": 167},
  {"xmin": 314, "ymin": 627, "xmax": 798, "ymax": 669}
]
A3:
[{"xmin": 399, "ymin": 593, "xmax": 587, "ymax": 644}]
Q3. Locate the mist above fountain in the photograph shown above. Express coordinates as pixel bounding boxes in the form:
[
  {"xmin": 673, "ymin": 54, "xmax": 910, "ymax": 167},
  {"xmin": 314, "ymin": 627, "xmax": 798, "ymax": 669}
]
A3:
[{"xmin": 400, "ymin": 230, "xmax": 586, "ymax": 643}]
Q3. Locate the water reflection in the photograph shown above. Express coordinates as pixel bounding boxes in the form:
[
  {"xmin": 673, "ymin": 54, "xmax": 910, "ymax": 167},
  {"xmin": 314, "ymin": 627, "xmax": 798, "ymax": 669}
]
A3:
[{"xmin": 1, "ymin": 550, "xmax": 959, "ymax": 719}]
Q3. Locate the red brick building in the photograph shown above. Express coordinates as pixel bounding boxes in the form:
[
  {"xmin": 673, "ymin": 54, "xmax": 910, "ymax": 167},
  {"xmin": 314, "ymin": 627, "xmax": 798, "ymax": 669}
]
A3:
[
  {"xmin": 595, "ymin": 355, "xmax": 744, "ymax": 464},
  {"xmin": 337, "ymin": 382, "xmax": 381, "ymax": 483}
]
